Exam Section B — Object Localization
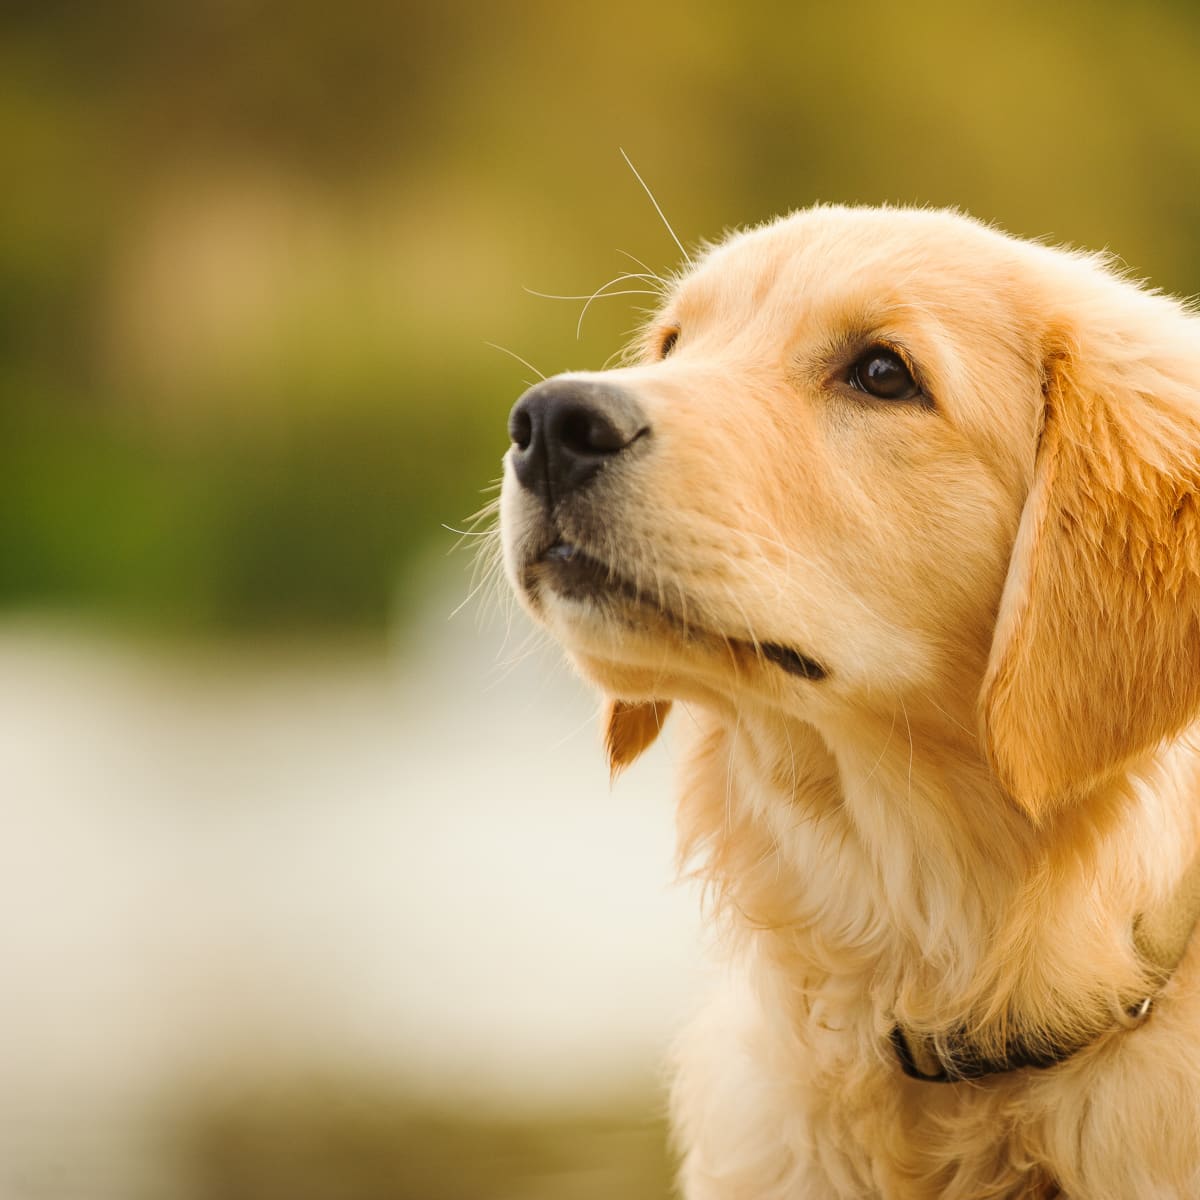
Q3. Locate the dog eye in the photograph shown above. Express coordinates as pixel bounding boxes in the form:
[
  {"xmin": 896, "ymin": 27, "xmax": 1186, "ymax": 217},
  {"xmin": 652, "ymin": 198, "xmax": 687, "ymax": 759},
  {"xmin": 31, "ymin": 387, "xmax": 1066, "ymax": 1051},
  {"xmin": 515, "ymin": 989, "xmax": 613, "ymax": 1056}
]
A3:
[
  {"xmin": 659, "ymin": 328, "xmax": 680, "ymax": 358},
  {"xmin": 849, "ymin": 346, "xmax": 920, "ymax": 402}
]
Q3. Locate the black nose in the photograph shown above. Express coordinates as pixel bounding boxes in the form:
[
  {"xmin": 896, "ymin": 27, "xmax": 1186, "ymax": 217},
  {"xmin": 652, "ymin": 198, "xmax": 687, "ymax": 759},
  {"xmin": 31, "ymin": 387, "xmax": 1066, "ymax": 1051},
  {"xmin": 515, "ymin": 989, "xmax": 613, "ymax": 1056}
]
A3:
[{"xmin": 507, "ymin": 378, "xmax": 648, "ymax": 507}]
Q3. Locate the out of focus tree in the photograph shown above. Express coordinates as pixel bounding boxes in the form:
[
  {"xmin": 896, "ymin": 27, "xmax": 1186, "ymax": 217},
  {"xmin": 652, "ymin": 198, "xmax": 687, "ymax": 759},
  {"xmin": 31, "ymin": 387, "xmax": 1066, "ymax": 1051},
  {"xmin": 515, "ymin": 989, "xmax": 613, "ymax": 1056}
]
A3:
[{"xmin": 3, "ymin": 0, "xmax": 1199, "ymax": 632}]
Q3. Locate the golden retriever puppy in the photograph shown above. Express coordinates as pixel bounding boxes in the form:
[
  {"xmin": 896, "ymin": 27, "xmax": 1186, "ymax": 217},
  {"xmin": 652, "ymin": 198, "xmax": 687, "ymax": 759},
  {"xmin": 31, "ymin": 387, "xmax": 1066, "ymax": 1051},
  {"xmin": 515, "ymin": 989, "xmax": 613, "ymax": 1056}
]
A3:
[{"xmin": 498, "ymin": 206, "xmax": 1200, "ymax": 1199}]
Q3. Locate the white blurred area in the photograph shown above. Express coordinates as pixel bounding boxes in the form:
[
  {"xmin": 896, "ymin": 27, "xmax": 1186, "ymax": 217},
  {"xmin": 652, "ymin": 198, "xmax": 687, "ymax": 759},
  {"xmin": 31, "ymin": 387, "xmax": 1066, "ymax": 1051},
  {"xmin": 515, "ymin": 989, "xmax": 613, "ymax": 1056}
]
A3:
[{"xmin": 0, "ymin": 565, "xmax": 704, "ymax": 1195}]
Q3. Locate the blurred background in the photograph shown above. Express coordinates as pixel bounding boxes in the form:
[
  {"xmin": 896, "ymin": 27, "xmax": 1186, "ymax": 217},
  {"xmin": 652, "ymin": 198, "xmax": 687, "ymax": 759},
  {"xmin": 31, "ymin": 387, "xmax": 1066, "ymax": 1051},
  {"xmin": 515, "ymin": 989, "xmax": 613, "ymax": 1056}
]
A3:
[{"xmin": 4, "ymin": 1, "xmax": 1200, "ymax": 1196}]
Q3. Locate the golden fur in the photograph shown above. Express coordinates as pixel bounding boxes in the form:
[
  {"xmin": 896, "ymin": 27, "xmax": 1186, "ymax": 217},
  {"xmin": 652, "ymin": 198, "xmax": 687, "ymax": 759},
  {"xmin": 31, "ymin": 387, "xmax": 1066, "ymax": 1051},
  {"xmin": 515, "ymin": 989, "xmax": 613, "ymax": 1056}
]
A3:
[{"xmin": 498, "ymin": 207, "xmax": 1200, "ymax": 1198}]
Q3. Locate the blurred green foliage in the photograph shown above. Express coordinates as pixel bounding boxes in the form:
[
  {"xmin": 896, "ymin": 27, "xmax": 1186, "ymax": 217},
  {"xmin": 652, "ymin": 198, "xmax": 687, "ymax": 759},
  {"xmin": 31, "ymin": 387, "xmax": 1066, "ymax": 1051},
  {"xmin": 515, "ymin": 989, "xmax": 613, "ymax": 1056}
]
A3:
[{"xmin": 4, "ymin": 0, "xmax": 1200, "ymax": 633}]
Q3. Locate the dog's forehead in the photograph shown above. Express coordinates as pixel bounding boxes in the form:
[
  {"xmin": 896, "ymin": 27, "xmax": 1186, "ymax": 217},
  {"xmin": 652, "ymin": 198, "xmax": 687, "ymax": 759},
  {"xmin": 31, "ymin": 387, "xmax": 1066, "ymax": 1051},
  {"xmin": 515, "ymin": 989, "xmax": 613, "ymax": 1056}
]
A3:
[{"xmin": 672, "ymin": 206, "xmax": 1027, "ymax": 321}]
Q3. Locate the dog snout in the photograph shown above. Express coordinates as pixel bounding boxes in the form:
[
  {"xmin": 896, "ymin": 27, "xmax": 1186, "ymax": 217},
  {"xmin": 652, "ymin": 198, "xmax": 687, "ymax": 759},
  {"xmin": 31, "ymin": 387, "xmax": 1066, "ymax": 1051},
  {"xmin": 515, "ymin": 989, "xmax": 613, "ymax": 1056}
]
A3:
[{"xmin": 507, "ymin": 378, "xmax": 648, "ymax": 507}]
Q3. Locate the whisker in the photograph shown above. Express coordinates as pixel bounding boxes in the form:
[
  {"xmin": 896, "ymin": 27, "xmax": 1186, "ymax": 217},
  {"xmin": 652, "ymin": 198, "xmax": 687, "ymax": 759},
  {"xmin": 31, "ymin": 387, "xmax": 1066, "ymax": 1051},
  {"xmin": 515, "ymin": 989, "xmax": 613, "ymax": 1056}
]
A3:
[
  {"xmin": 448, "ymin": 573, "xmax": 493, "ymax": 620},
  {"xmin": 450, "ymin": 532, "xmax": 505, "ymax": 620},
  {"xmin": 615, "ymin": 248, "xmax": 667, "ymax": 286},
  {"xmin": 441, "ymin": 523, "xmax": 494, "ymax": 538},
  {"xmin": 549, "ymin": 704, "xmax": 610, "ymax": 754},
  {"xmin": 523, "ymin": 276, "xmax": 661, "ymax": 302},
  {"xmin": 486, "ymin": 625, "xmax": 549, "ymax": 686},
  {"xmin": 522, "ymin": 287, "xmax": 659, "ymax": 302},
  {"xmin": 463, "ymin": 479, "xmax": 503, "ymax": 509},
  {"xmin": 522, "ymin": 279, "xmax": 662, "ymax": 342},
  {"xmin": 484, "ymin": 341, "xmax": 546, "ymax": 381},
  {"xmin": 444, "ymin": 495, "xmax": 501, "ymax": 541},
  {"xmin": 573, "ymin": 274, "xmax": 663, "ymax": 340},
  {"xmin": 619, "ymin": 147, "xmax": 692, "ymax": 267}
]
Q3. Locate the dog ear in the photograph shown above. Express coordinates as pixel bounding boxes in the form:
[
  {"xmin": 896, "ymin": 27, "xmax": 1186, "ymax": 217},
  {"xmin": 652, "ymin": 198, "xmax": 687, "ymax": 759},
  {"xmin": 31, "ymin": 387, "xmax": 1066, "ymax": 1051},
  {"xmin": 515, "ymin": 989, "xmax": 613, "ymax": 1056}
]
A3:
[
  {"xmin": 603, "ymin": 698, "xmax": 671, "ymax": 776},
  {"xmin": 981, "ymin": 322, "xmax": 1200, "ymax": 822}
]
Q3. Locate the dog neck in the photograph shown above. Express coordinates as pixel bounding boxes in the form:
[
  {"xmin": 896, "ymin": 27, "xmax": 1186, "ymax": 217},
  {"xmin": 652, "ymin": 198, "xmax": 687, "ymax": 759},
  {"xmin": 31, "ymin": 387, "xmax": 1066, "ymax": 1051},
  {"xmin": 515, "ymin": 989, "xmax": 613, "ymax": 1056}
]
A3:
[{"xmin": 675, "ymin": 697, "xmax": 1199, "ymax": 1064}]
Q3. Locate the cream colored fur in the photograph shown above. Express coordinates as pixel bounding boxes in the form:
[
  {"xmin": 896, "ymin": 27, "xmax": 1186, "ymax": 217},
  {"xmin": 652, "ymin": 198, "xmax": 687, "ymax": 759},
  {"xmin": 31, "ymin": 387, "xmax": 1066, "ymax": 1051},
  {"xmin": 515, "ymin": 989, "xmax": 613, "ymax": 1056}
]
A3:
[{"xmin": 499, "ymin": 207, "xmax": 1200, "ymax": 1198}]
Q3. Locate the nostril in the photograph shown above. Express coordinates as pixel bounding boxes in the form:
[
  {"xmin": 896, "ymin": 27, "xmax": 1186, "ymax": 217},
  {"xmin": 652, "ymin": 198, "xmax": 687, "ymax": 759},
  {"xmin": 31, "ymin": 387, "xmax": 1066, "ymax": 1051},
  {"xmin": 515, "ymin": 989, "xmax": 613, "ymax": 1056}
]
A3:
[
  {"xmin": 509, "ymin": 405, "xmax": 533, "ymax": 451},
  {"xmin": 557, "ymin": 404, "xmax": 627, "ymax": 456},
  {"xmin": 559, "ymin": 408, "xmax": 593, "ymax": 456}
]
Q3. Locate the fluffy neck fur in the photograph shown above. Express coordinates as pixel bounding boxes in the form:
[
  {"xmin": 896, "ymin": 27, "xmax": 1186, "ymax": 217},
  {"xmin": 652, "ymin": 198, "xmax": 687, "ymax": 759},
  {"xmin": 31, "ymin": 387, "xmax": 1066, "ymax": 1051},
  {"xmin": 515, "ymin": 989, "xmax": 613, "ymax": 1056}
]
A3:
[{"xmin": 676, "ymin": 696, "xmax": 1200, "ymax": 1066}]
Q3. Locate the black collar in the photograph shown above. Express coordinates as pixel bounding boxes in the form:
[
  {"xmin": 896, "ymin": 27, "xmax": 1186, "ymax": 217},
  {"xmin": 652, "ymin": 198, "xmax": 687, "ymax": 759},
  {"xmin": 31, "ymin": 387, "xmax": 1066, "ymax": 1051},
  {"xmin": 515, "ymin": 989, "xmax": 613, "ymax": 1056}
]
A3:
[
  {"xmin": 889, "ymin": 1003, "xmax": 1151, "ymax": 1084},
  {"xmin": 890, "ymin": 848, "xmax": 1200, "ymax": 1084}
]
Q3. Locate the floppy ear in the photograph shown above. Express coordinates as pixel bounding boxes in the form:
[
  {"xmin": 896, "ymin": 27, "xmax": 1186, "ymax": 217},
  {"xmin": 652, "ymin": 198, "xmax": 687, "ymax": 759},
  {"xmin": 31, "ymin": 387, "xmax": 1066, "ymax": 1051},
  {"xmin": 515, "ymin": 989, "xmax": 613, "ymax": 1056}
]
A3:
[
  {"xmin": 603, "ymin": 698, "xmax": 671, "ymax": 776},
  {"xmin": 981, "ymin": 323, "xmax": 1200, "ymax": 821}
]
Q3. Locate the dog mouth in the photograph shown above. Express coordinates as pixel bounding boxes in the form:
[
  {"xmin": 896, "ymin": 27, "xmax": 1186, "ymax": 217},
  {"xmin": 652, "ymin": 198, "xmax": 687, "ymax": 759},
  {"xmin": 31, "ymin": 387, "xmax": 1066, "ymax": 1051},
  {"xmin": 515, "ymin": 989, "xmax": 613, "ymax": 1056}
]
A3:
[
  {"xmin": 529, "ymin": 540, "xmax": 827, "ymax": 681},
  {"xmin": 537, "ymin": 541, "xmax": 630, "ymax": 602}
]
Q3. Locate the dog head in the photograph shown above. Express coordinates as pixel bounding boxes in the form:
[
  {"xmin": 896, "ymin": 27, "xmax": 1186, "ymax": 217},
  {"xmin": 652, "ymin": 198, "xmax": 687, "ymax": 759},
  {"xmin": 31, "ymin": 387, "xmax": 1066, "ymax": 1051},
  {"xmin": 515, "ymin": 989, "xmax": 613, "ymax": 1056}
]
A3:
[{"xmin": 499, "ymin": 207, "xmax": 1200, "ymax": 818}]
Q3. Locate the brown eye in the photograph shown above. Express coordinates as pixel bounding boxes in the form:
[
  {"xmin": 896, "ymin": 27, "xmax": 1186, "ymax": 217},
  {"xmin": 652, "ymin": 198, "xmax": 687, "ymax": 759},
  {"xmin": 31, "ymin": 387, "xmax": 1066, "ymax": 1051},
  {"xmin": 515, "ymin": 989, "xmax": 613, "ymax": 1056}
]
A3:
[
  {"xmin": 849, "ymin": 346, "xmax": 921, "ymax": 402},
  {"xmin": 659, "ymin": 327, "xmax": 679, "ymax": 358}
]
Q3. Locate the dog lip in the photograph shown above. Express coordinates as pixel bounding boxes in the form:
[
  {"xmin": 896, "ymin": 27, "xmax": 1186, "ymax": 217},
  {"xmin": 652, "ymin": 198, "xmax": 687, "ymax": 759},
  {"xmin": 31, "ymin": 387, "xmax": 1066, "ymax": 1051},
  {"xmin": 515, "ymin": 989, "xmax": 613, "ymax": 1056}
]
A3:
[
  {"xmin": 535, "ymin": 543, "xmax": 828, "ymax": 682},
  {"xmin": 535, "ymin": 540, "xmax": 622, "ymax": 601}
]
